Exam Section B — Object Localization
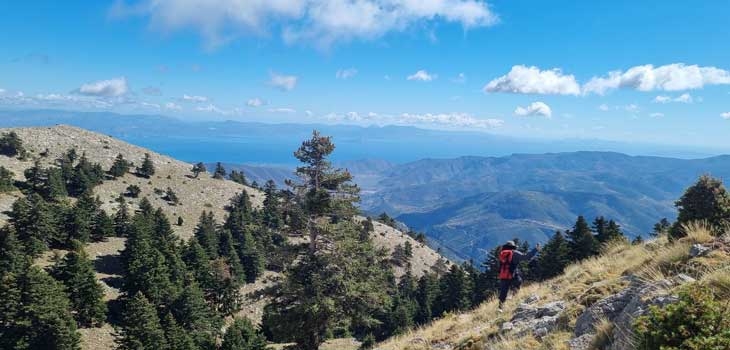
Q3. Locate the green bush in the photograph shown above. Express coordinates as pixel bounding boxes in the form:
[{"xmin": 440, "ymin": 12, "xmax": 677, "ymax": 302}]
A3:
[{"xmin": 634, "ymin": 286, "xmax": 730, "ymax": 349}]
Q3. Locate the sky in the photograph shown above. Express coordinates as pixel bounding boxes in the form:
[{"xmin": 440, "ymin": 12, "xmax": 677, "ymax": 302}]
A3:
[{"xmin": 1, "ymin": 1, "xmax": 730, "ymax": 148}]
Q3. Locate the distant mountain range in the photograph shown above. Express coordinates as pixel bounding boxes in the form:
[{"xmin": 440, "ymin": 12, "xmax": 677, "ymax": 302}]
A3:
[{"xmin": 219, "ymin": 152, "xmax": 730, "ymax": 262}]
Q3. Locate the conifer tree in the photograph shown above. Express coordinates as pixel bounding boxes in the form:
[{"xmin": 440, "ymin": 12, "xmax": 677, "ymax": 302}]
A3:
[
  {"xmin": 567, "ymin": 215, "xmax": 598, "ymax": 260},
  {"xmin": 262, "ymin": 180, "xmax": 283, "ymax": 229},
  {"xmin": 51, "ymin": 241, "xmax": 107, "ymax": 326},
  {"xmin": 117, "ymin": 292, "xmax": 167, "ymax": 350},
  {"xmin": 537, "ymin": 231, "xmax": 570, "ymax": 280},
  {"xmin": 213, "ymin": 162, "xmax": 227, "ymax": 180},
  {"xmin": 91, "ymin": 209, "xmax": 114, "ymax": 242},
  {"xmin": 69, "ymin": 153, "xmax": 104, "ymax": 196},
  {"xmin": 195, "ymin": 211, "xmax": 220, "ymax": 259},
  {"xmin": 114, "ymin": 195, "xmax": 132, "ymax": 237},
  {"xmin": 0, "ymin": 131, "xmax": 24, "ymax": 157},
  {"xmin": 182, "ymin": 240, "xmax": 213, "ymax": 290},
  {"xmin": 0, "ymin": 267, "xmax": 81, "ymax": 350},
  {"xmin": 191, "ymin": 162, "xmax": 206, "ymax": 178},
  {"xmin": 219, "ymin": 229, "xmax": 247, "ymax": 283},
  {"xmin": 9, "ymin": 194, "xmax": 60, "ymax": 255},
  {"xmin": 161, "ymin": 312, "xmax": 197, "ymax": 350},
  {"xmin": 221, "ymin": 317, "xmax": 268, "ymax": 350},
  {"xmin": 436, "ymin": 264, "xmax": 472, "ymax": 315},
  {"xmin": 652, "ymin": 218, "xmax": 671, "ymax": 237},
  {"xmin": 24, "ymin": 159, "xmax": 47, "ymax": 194},
  {"xmin": 65, "ymin": 191, "xmax": 98, "ymax": 243},
  {"xmin": 43, "ymin": 167, "xmax": 68, "ymax": 200},
  {"xmin": 0, "ymin": 226, "xmax": 25, "ymax": 275},
  {"xmin": 238, "ymin": 229, "xmax": 264, "ymax": 283},
  {"xmin": 632, "ymin": 235, "xmax": 645, "ymax": 244},
  {"xmin": 109, "ymin": 154, "xmax": 131, "ymax": 178},
  {"xmin": 0, "ymin": 166, "xmax": 15, "ymax": 192},
  {"xmin": 414, "ymin": 273, "xmax": 438, "ymax": 325},
  {"xmin": 136, "ymin": 153, "xmax": 156, "ymax": 178},
  {"xmin": 171, "ymin": 278, "xmax": 220, "ymax": 349},
  {"xmin": 672, "ymin": 174, "xmax": 730, "ymax": 238},
  {"xmin": 229, "ymin": 170, "xmax": 247, "ymax": 185}
]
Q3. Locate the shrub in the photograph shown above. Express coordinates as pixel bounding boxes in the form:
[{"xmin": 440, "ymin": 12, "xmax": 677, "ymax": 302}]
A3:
[
  {"xmin": 0, "ymin": 131, "xmax": 25, "ymax": 157},
  {"xmin": 634, "ymin": 286, "xmax": 730, "ymax": 349},
  {"xmin": 125, "ymin": 185, "xmax": 141, "ymax": 198},
  {"xmin": 0, "ymin": 166, "xmax": 15, "ymax": 192}
]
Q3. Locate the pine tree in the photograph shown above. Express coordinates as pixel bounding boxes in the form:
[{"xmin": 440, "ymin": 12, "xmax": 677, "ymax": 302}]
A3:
[
  {"xmin": 109, "ymin": 154, "xmax": 132, "ymax": 178},
  {"xmin": 24, "ymin": 159, "xmax": 47, "ymax": 194},
  {"xmin": 414, "ymin": 273, "xmax": 438, "ymax": 324},
  {"xmin": 262, "ymin": 180, "xmax": 282, "ymax": 229},
  {"xmin": 164, "ymin": 187, "xmax": 180, "ymax": 205},
  {"xmin": 191, "ymin": 162, "xmax": 206, "ymax": 178},
  {"xmin": 219, "ymin": 229, "xmax": 247, "ymax": 283},
  {"xmin": 0, "ymin": 131, "xmax": 24, "ymax": 157},
  {"xmin": 0, "ymin": 267, "xmax": 81, "ymax": 350},
  {"xmin": 114, "ymin": 195, "xmax": 132, "ymax": 237},
  {"xmin": 632, "ymin": 235, "xmax": 645, "ymax": 245},
  {"xmin": 182, "ymin": 240, "xmax": 213, "ymax": 290},
  {"xmin": 213, "ymin": 162, "xmax": 227, "ymax": 180},
  {"xmin": 537, "ymin": 231, "xmax": 570, "ymax": 280},
  {"xmin": 672, "ymin": 174, "xmax": 730, "ymax": 238},
  {"xmin": 161, "ymin": 313, "xmax": 197, "ymax": 350},
  {"xmin": 171, "ymin": 278, "xmax": 220, "ymax": 349},
  {"xmin": 65, "ymin": 191, "xmax": 98, "ymax": 244},
  {"xmin": 9, "ymin": 194, "xmax": 60, "ymax": 255},
  {"xmin": 117, "ymin": 292, "xmax": 168, "ymax": 350},
  {"xmin": 51, "ymin": 241, "xmax": 107, "ymax": 326},
  {"xmin": 0, "ymin": 166, "xmax": 15, "ymax": 192},
  {"xmin": 0, "ymin": 226, "xmax": 25, "ymax": 275},
  {"xmin": 43, "ymin": 167, "xmax": 68, "ymax": 200},
  {"xmin": 221, "ymin": 317, "xmax": 268, "ymax": 350},
  {"xmin": 436, "ymin": 264, "xmax": 472, "ymax": 315},
  {"xmin": 652, "ymin": 218, "xmax": 671, "ymax": 237},
  {"xmin": 68, "ymin": 153, "xmax": 104, "ymax": 196},
  {"xmin": 194, "ymin": 211, "xmax": 220, "ymax": 258},
  {"xmin": 91, "ymin": 209, "xmax": 114, "ymax": 242},
  {"xmin": 136, "ymin": 153, "xmax": 156, "ymax": 178},
  {"xmin": 229, "ymin": 170, "xmax": 247, "ymax": 185},
  {"xmin": 567, "ymin": 215, "xmax": 599, "ymax": 260}
]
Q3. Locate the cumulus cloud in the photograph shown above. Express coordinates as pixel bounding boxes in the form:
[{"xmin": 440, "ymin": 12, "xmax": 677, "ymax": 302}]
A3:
[
  {"xmin": 246, "ymin": 97, "xmax": 266, "ymax": 107},
  {"xmin": 583, "ymin": 63, "xmax": 730, "ymax": 95},
  {"xmin": 484, "ymin": 65, "xmax": 580, "ymax": 95},
  {"xmin": 182, "ymin": 94, "xmax": 209, "ymax": 102},
  {"xmin": 321, "ymin": 110, "xmax": 503, "ymax": 129},
  {"xmin": 268, "ymin": 72, "xmax": 298, "ymax": 91},
  {"xmin": 653, "ymin": 93, "xmax": 694, "ymax": 104},
  {"xmin": 514, "ymin": 101, "xmax": 552, "ymax": 118},
  {"xmin": 78, "ymin": 77, "xmax": 129, "ymax": 97},
  {"xmin": 111, "ymin": 0, "xmax": 499, "ymax": 48},
  {"xmin": 407, "ymin": 70, "xmax": 436, "ymax": 82},
  {"xmin": 722, "ymin": 112, "xmax": 730, "ymax": 119},
  {"xmin": 336, "ymin": 68, "xmax": 358, "ymax": 79}
]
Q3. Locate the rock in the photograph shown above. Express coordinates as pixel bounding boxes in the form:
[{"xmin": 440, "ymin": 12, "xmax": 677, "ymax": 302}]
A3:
[
  {"xmin": 690, "ymin": 244, "xmax": 711, "ymax": 257},
  {"xmin": 569, "ymin": 333, "xmax": 594, "ymax": 350},
  {"xmin": 524, "ymin": 294, "xmax": 540, "ymax": 304},
  {"xmin": 500, "ymin": 322, "xmax": 514, "ymax": 332},
  {"xmin": 511, "ymin": 303, "xmax": 537, "ymax": 321},
  {"xmin": 537, "ymin": 301, "xmax": 566, "ymax": 317},
  {"xmin": 533, "ymin": 327, "xmax": 549, "ymax": 338},
  {"xmin": 675, "ymin": 273, "xmax": 696, "ymax": 284}
]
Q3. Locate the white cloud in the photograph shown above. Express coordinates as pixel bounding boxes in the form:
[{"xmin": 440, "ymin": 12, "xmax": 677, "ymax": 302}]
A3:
[
  {"xmin": 78, "ymin": 77, "xmax": 128, "ymax": 97},
  {"xmin": 268, "ymin": 72, "xmax": 298, "ymax": 91},
  {"xmin": 267, "ymin": 107, "xmax": 297, "ymax": 113},
  {"xmin": 514, "ymin": 101, "xmax": 552, "ymax": 118},
  {"xmin": 623, "ymin": 104, "xmax": 639, "ymax": 113},
  {"xmin": 112, "ymin": 0, "xmax": 499, "ymax": 48},
  {"xmin": 407, "ymin": 70, "xmax": 436, "ymax": 82},
  {"xmin": 196, "ymin": 104, "xmax": 226, "ymax": 114},
  {"xmin": 336, "ymin": 68, "xmax": 358, "ymax": 79},
  {"xmin": 305, "ymin": 110, "xmax": 314, "ymax": 116},
  {"xmin": 246, "ymin": 97, "xmax": 266, "ymax": 107},
  {"xmin": 452, "ymin": 73, "xmax": 467, "ymax": 83},
  {"xmin": 598, "ymin": 104, "xmax": 609, "ymax": 111},
  {"xmin": 721, "ymin": 112, "xmax": 730, "ymax": 119},
  {"xmin": 182, "ymin": 94, "xmax": 209, "ymax": 102},
  {"xmin": 583, "ymin": 63, "xmax": 730, "ymax": 95},
  {"xmin": 165, "ymin": 102, "xmax": 182, "ymax": 111},
  {"xmin": 141, "ymin": 102, "xmax": 161, "ymax": 109},
  {"xmin": 653, "ymin": 93, "xmax": 694, "ymax": 104},
  {"xmin": 484, "ymin": 65, "xmax": 581, "ymax": 95},
  {"xmin": 650, "ymin": 112, "xmax": 664, "ymax": 118},
  {"xmin": 317, "ymin": 110, "xmax": 502, "ymax": 129}
]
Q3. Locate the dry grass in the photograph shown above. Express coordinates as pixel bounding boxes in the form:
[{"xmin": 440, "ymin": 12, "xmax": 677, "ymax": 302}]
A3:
[
  {"xmin": 589, "ymin": 318, "xmax": 614, "ymax": 350},
  {"xmin": 701, "ymin": 267, "xmax": 730, "ymax": 298}
]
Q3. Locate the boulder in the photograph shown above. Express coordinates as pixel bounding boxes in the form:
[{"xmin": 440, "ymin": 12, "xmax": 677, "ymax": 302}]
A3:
[
  {"xmin": 537, "ymin": 301, "xmax": 566, "ymax": 317},
  {"xmin": 568, "ymin": 333, "xmax": 594, "ymax": 350}
]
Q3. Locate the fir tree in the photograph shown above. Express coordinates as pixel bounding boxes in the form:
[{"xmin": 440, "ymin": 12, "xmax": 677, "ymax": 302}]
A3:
[
  {"xmin": 136, "ymin": 153, "xmax": 156, "ymax": 178},
  {"xmin": 51, "ymin": 241, "xmax": 107, "ymax": 326},
  {"xmin": 117, "ymin": 292, "xmax": 167, "ymax": 350},
  {"xmin": 114, "ymin": 195, "xmax": 132, "ymax": 237},
  {"xmin": 632, "ymin": 235, "xmax": 645, "ymax": 245},
  {"xmin": 213, "ymin": 162, "xmax": 227, "ymax": 180},
  {"xmin": 0, "ymin": 226, "xmax": 25, "ymax": 275},
  {"xmin": 182, "ymin": 240, "xmax": 213, "ymax": 290},
  {"xmin": 43, "ymin": 167, "xmax": 68, "ymax": 200},
  {"xmin": 537, "ymin": 231, "xmax": 570, "ymax": 280},
  {"xmin": 164, "ymin": 187, "xmax": 180, "ymax": 205},
  {"xmin": 161, "ymin": 313, "xmax": 197, "ymax": 350},
  {"xmin": 91, "ymin": 209, "xmax": 114, "ymax": 242},
  {"xmin": 0, "ymin": 267, "xmax": 81, "ymax": 350},
  {"xmin": 24, "ymin": 159, "xmax": 47, "ymax": 194},
  {"xmin": 0, "ymin": 166, "xmax": 15, "ymax": 192},
  {"xmin": 262, "ymin": 180, "xmax": 282, "ymax": 229},
  {"xmin": 567, "ymin": 215, "xmax": 599, "ymax": 260},
  {"xmin": 171, "ymin": 278, "xmax": 220, "ymax": 349},
  {"xmin": 65, "ymin": 191, "xmax": 98, "ymax": 244},
  {"xmin": 125, "ymin": 184, "xmax": 141, "ymax": 198},
  {"xmin": 194, "ymin": 211, "xmax": 220, "ymax": 259},
  {"xmin": 9, "ymin": 194, "xmax": 60, "ymax": 255},
  {"xmin": 414, "ymin": 273, "xmax": 438, "ymax": 324},
  {"xmin": 652, "ymin": 218, "xmax": 671, "ymax": 237},
  {"xmin": 229, "ymin": 170, "xmax": 247, "ymax": 185},
  {"xmin": 672, "ymin": 174, "xmax": 730, "ymax": 238},
  {"xmin": 191, "ymin": 162, "xmax": 206, "ymax": 178},
  {"xmin": 221, "ymin": 317, "xmax": 268, "ymax": 350},
  {"xmin": 219, "ymin": 229, "xmax": 247, "ymax": 283},
  {"xmin": 239, "ymin": 228, "xmax": 264, "ymax": 283},
  {"xmin": 436, "ymin": 264, "xmax": 472, "ymax": 315},
  {"xmin": 109, "ymin": 153, "xmax": 132, "ymax": 178}
]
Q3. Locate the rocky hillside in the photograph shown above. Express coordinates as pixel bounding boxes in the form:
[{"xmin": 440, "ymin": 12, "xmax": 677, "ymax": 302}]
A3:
[
  {"xmin": 376, "ymin": 225, "xmax": 730, "ymax": 350},
  {"xmin": 0, "ymin": 125, "xmax": 448, "ymax": 350}
]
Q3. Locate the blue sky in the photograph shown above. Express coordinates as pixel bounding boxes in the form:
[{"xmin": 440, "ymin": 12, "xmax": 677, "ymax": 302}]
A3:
[{"xmin": 1, "ymin": 0, "xmax": 730, "ymax": 148}]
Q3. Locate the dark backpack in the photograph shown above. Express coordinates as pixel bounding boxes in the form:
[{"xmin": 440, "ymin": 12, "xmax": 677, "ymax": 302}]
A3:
[{"xmin": 498, "ymin": 249, "xmax": 514, "ymax": 280}]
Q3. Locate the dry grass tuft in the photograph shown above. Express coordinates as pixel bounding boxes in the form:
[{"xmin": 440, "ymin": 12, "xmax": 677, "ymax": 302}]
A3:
[
  {"xmin": 589, "ymin": 318, "xmax": 614, "ymax": 350},
  {"xmin": 679, "ymin": 221, "xmax": 715, "ymax": 245}
]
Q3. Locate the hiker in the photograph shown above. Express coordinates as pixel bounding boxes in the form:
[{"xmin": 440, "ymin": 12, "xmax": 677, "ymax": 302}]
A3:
[{"xmin": 497, "ymin": 240, "xmax": 540, "ymax": 310}]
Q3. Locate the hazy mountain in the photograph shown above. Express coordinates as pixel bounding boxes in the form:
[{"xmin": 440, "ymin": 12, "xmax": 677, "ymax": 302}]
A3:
[{"xmin": 358, "ymin": 152, "xmax": 730, "ymax": 261}]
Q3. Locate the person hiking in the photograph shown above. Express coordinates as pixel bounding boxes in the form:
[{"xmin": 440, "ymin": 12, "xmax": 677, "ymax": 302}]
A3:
[{"xmin": 497, "ymin": 240, "xmax": 540, "ymax": 311}]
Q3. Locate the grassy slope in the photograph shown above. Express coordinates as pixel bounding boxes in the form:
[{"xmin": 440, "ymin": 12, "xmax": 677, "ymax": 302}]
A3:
[
  {"xmin": 0, "ymin": 125, "xmax": 448, "ymax": 350},
  {"xmin": 378, "ymin": 225, "xmax": 730, "ymax": 350}
]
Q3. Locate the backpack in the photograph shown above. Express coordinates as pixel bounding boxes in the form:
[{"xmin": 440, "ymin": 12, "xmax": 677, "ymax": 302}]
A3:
[{"xmin": 498, "ymin": 249, "xmax": 514, "ymax": 280}]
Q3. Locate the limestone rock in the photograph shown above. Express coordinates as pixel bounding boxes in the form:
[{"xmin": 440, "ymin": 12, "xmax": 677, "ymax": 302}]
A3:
[{"xmin": 690, "ymin": 243, "xmax": 711, "ymax": 257}]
